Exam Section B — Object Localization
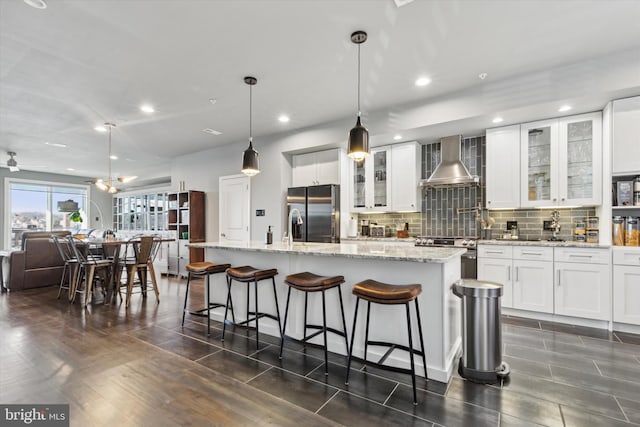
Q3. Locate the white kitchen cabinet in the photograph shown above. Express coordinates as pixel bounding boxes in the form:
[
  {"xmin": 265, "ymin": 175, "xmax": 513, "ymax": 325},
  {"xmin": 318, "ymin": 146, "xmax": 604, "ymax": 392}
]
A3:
[
  {"xmin": 520, "ymin": 112, "xmax": 602, "ymax": 207},
  {"xmin": 486, "ymin": 125, "xmax": 520, "ymax": 209},
  {"xmin": 613, "ymin": 247, "xmax": 640, "ymax": 325},
  {"xmin": 612, "ymin": 96, "xmax": 640, "ymax": 175},
  {"xmin": 554, "ymin": 247, "xmax": 610, "ymax": 321},
  {"xmin": 391, "ymin": 141, "xmax": 421, "ymax": 212},
  {"xmin": 292, "ymin": 149, "xmax": 340, "ymax": 187},
  {"xmin": 350, "ymin": 146, "xmax": 392, "ymax": 212},
  {"xmin": 478, "ymin": 256, "xmax": 513, "ymax": 308},
  {"xmin": 479, "ymin": 245, "xmax": 553, "ymax": 313}
]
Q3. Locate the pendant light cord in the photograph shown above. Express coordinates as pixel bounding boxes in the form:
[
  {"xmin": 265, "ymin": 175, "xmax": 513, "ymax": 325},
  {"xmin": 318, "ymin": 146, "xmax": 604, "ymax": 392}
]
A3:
[
  {"xmin": 107, "ymin": 124, "xmax": 112, "ymax": 186},
  {"xmin": 249, "ymin": 83, "xmax": 253, "ymax": 144},
  {"xmin": 357, "ymin": 43, "xmax": 361, "ymax": 117}
]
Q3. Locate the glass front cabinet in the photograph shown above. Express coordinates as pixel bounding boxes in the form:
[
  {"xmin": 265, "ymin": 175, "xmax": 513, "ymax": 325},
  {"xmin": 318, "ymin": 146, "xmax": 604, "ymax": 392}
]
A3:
[
  {"xmin": 520, "ymin": 112, "xmax": 602, "ymax": 207},
  {"xmin": 350, "ymin": 146, "xmax": 391, "ymax": 212},
  {"xmin": 113, "ymin": 192, "xmax": 168, "ymax": 231}
]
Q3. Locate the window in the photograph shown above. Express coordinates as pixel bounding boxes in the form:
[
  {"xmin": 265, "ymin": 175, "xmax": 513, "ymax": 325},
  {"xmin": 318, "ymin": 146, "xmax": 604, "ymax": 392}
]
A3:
[{"xmin": 5, "ymin": 179, "xmax": 89, "ymax": 249}]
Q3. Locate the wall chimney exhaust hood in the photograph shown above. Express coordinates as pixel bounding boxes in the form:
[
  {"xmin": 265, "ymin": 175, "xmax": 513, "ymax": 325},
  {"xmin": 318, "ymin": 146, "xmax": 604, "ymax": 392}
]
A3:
[{"xmin": 420, "ymin": 135, "xmax": 479, "ymax": 188}]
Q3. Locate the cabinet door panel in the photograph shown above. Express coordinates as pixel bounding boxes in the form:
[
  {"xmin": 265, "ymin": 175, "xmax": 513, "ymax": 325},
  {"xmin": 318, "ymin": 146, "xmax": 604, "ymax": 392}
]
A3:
[
  {"xmin": 520, "ymin": 120, "xmax": 559, "ymax": 207},
  {"xmin": 555, "ymin": 262, "xmax": 609, "ymax": 320},
  {"xmin": 292, "ymin": 152, "xmax": 317, "ymax": 187},
  {"xmin": 613, "ymin": 265, "xmax": 640, "ymax": 325},
  {"xmin": 315, "ymin": 149, "xmax": 340, "ymax": 185},
  {"xmin": 478, "ymin": 258, "xmax": 513, "ymax": 308},
  {"xmin": 391, "ymin": 142, "xmax": 420, "ymax": 211},
  {"xmin": 372, "ymin": 149, "xmax": 390, "ymax": 208},
  {"xmin": 486, "ymin": 125, "xmax": 520, "ymax": 208},
  {"xmin": 513, "ymin": 260, "xmax": 553, "ymax": 313},
  {"xmin": 613, "ymin": 96, "xmax": 640, "ymax": 175}
]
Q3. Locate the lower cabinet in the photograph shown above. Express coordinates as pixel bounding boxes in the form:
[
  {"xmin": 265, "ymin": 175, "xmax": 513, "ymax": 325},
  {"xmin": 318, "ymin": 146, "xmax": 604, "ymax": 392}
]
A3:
[
  {"xmin": 479, "ymin": 244, "xmax": 611, "ymax": 321},
  {"xmin": 554, "ymin": 247, "xmax": 610, "ymax": 321},
  {"xmin": 613, "ymin": 247, "xmax": 640, "ymax": 325}
]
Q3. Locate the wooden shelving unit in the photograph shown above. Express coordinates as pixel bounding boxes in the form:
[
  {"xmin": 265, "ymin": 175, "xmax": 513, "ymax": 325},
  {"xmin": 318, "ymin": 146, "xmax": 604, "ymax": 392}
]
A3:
[{"xmin": 167, "ymin": 190, "xmax": 205, "ymax": 277}]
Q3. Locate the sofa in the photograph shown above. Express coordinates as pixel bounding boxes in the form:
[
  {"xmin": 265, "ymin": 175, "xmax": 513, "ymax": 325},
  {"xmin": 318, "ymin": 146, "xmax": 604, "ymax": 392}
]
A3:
[{"xmin": 7, "ymin": 231, "xmax": 71, "ymax": 291}]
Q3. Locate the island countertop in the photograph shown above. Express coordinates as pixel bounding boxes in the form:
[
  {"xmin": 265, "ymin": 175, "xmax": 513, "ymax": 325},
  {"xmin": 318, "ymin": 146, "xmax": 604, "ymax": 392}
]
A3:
[{"xmin": 189, "ymin": 240, "xmax": 466, "ymax": 263}]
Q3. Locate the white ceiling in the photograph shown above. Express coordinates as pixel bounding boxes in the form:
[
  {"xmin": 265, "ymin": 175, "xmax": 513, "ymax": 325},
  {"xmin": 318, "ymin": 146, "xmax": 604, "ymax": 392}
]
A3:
[{"xmin": 1, "ymin": 0, "xmax": 640, "ymax": 186}]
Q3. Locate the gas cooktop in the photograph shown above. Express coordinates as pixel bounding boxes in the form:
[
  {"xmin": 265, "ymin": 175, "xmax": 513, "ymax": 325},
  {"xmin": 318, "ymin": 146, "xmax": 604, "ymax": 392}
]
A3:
[{"xmin": 414, "ymin": 237, "xmax": 477, "ymax": 248}]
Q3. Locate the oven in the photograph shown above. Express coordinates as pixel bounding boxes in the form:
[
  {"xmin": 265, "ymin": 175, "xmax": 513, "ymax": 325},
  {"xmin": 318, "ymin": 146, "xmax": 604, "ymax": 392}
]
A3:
[{"xmin": 415, "ymin": 237, "xmax": 477, "ymax": 279}]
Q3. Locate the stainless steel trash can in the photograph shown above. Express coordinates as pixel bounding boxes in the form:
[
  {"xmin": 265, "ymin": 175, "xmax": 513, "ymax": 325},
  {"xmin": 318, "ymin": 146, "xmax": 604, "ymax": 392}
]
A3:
[{"xmin": 452, "ymin": 279, "xmax": 510, "ymax": 383}]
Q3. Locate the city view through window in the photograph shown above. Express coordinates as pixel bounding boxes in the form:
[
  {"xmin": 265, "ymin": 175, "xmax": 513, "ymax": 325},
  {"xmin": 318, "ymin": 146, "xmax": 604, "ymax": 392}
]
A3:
[{"xmin": 8, "ymin": 182, "xmax": 87, "ymax": 249}]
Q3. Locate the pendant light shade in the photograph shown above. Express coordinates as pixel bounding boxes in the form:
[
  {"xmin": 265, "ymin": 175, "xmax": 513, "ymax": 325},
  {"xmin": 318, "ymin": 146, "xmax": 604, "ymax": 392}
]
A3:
[
  {"xmin": 347, "ymin": 30, "xmax": 370, "ymax": 160},
  {"xmin": 241, "ymin": 76, "xmax": 260, "ymax": 176}
]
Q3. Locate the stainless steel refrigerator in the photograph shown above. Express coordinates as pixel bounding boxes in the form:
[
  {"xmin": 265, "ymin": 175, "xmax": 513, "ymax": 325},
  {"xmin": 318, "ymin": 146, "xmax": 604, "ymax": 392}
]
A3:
[{"xmin": 287, "ymin": 184, "xmax": 340, "ymax": 243}]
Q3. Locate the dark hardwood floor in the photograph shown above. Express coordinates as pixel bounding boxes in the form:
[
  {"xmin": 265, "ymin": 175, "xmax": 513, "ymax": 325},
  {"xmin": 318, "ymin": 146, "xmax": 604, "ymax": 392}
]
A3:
[{"xmin": 1, "ymin": 275, "xmax": 639, "ymax": 426}]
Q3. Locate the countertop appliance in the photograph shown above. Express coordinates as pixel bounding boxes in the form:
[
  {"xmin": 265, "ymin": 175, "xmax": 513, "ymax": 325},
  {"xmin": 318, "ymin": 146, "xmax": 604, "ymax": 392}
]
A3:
[
  {"xmin": 287, "ymin": 185, "xmax": 340, "ymax": 243},
  {"xmin": 369, "ymin": 224, "xmax": 385, "ymax": 237},
  {"xmin": 415, "ymin": 236, "xmax": 477, "ymax": 279}
]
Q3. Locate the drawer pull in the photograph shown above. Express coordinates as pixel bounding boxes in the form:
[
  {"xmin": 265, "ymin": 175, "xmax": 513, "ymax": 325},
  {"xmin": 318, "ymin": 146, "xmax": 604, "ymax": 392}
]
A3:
[
  {"xmin": 486, "ymin": 250, "xmax": 504, "ymax": 254},
  {"xmin": 515, "ymin": 266, "xmax": 519, "ymax": 282},
  {"xmin": 569, "ymin": 254, "xmax": 592, "ymax": 258},
  {"xmin": 507, "ymin": 266, "xmax": 511, "ymax": 281},
  {"xmin": 557, "ymin": 270, "xmax": 561, "ymax": 286},
  {"xmin": 522, "ymin": 252, "xmax": 543, "ymax": 256}
]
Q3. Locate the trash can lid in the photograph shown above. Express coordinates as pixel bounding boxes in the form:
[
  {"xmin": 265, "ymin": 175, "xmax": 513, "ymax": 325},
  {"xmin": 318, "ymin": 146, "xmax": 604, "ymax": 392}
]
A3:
[{"xmin": 453, "ymin": 279, "xmax": 503, "ymax": 298}]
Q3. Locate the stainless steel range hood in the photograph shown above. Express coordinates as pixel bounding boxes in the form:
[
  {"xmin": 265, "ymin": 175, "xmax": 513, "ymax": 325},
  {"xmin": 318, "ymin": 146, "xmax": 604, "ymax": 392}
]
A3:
[{"xmin": 420, "ymin": 135, "xmax": 479, "ymax": 188}]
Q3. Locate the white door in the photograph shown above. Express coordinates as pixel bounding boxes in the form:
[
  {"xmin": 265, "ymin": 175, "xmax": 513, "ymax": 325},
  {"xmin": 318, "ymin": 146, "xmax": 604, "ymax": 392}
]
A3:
[{"xmin": 219, "ymin": 174, "xmax": 250, "ymax": 243}]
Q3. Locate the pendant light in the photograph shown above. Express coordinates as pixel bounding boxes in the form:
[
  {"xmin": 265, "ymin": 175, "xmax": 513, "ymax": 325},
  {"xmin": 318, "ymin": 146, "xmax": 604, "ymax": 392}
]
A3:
[
  {"xmin": 241, "ymin": 76, "xmax": 260, "ymax": 176},
  {"xmin": 94, "ymin": 122, "xmax": 137, "ymax": 193},
  {"xmin": 347, "ymin": 30, "xmax": 369, "ymax": 161}
]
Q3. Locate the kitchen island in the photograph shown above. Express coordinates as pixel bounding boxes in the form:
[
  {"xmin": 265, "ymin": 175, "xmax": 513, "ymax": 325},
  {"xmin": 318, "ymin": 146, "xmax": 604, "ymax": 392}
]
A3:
[{"xmin": 189, "ymin": 240, "xmax": 465, "ymax": 382}]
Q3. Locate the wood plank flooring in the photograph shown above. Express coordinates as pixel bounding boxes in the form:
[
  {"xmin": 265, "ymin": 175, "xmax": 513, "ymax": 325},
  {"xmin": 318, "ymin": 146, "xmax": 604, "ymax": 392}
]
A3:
[{"xmin": 1, "ymin": 275, "xmax": 638, "ymax": 426}]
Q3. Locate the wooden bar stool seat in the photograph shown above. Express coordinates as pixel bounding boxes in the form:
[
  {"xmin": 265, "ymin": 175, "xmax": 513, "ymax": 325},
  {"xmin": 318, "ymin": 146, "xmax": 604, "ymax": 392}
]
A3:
[
  {"xmin": 223, "ymin": 266, "xmax": 282, "ymax": 350},
  {"xmin": 346, "ymin": 279, "xmax": 427, "ymax": 405},
  {"xmin": 279, "ymin": 272, "xmax": 349, "ymax": 375},
  {"xmin": 182, "ymin": 261, "xmax": 232, "ymax": 336}
]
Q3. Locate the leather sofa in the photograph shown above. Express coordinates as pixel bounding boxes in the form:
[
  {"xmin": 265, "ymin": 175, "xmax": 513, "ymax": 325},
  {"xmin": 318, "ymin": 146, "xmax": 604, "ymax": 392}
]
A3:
[{"xmin": 7, "ymin": 231, "xmax": 71, "ymax": 291}]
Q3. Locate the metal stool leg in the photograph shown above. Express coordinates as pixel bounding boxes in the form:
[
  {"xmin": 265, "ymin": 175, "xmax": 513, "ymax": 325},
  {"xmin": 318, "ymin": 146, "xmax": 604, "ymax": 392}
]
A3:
[
  {"xmin": 302, "ymin": 292, "xmax": 309, "ymax": 344},
  {"xmin": 205, "ymin": 273, "xmax": 211, "ymax": 336},
  {"xmin": 406, "ymin": 302, "xmax": 417, "ymax": 405},
  {"xmin": 182, "ymin": 272, "xmax": 191, "ymax": 327},
  {"xmin": 363, "ymin": 301, "xmax": 371, "ymax": 367},
  {"xmin": 279, "ymin": 286, "xmax": 293, "ymax": 359},
  {"xmin": 321, "ymin": 288, "xmax": 328, "ymax": 375},
  {"xmin": 415, "ymin": 299, "xmax": 427, "ymax": 379},
  {"xmin": 222, "ymin": 276, "xmax": 231, "ymax": 341},
  {"xmin": 271, "ymin": 277, "xmax": 283, "ymax": 339},
  {"xmin": 337, "ymin": 286, "xmax": 349, "ymax": 354},
  {"xmin": 254, "ymin": 279, "xmax": 259, "ymax": 350},
  {"xmin": 345, "ymin": 297, "xmax": 360, "ymax": 385}
]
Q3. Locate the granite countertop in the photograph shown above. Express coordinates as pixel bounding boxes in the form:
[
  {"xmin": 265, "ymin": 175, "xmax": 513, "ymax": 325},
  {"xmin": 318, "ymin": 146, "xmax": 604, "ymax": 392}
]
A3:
[
  {"xmin": 479, "ymin": 239, "xmax": 611, "ymax": 249},
  {"xmin": 341, "ymin": 236, "xmax": 416, "ymax": 243},
  {"xmin": 189, "ymin": 241, "xmax": 465, "ymax": 263}
]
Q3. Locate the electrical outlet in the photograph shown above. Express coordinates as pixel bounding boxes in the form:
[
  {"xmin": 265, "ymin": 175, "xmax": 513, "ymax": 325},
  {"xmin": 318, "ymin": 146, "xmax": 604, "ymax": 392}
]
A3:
[
  {"xmin": 543, "ymin": 220, "xmax": 553, "ymax": 231},
  {"xmin": 506, "ymin": 221, "xmax": 518, "ymax": 230},
  {"xmin": 256, "ymin": 209, "xmax": 265, "ymax": 216}
]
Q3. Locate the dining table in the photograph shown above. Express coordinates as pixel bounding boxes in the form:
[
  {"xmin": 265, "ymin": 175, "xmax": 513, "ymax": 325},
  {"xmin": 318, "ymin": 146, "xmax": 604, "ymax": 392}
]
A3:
[{"xmin": 77, "ymin": 236, "xmax": 174, "ymax": 305}]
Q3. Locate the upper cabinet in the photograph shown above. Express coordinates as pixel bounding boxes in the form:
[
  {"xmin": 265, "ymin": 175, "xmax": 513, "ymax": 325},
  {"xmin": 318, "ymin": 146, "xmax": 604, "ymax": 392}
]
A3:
[
  {"xmin": 486, "ymin": 125, "xmax": 521, "ymax": 209},
  {"xmin": 613, "ymin": 96, "xmax": 640, "ymax": 175},
  {"xmin": 349, "ymin": 141, "xmax": 421, "ymax": 213},
  {"xmin": 391, "ymin": 141, "xmax": 421, "ymax": 212},
  {"xmin": 520, "ymin": 112, "xmax": 602, "ymax": 207},
  {"xmin": 292, "ymin": 149, "xmax": 340, "ymax": 187},
  {"xmin": 351, "ymin": 146, "xmax": 392, "ymax": 212}
]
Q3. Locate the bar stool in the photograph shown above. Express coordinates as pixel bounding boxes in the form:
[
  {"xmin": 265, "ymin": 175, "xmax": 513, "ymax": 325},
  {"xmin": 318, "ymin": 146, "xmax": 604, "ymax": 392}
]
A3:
[
  {"xmin": 279, "ymin": 272, "xmax": 349, "ymax": 375},
  {"xmin": 223, "ymin": 266, "xmax": 282, "ymax": 350},
  {"xmin": 345, "ymin": 279, "xmax": 427, "ymax": 405},
  {"xmin": 182, "ymin": 261, "xmax": 232, "ymax": 336}
]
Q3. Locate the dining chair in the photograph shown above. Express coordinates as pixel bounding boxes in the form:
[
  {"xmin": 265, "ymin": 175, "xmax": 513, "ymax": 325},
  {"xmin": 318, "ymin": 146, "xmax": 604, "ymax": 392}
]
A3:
[
  {"xmin": 67, "ymin": 236, "xmax": 112, "ymax": 306},
  {"xmin": 52, "ymin": 235, "xmax": 78, "ymax": 301},
  {"xmin": 118, "ymin": 235, "xmax": 161, "ymax": 307}
]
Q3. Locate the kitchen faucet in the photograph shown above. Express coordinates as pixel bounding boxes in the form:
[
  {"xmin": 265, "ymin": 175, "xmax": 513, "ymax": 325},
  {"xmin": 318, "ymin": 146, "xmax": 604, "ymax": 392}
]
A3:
[{"xmin": 288, "ymin": 208, "xmax": 303, "ymax": 246}]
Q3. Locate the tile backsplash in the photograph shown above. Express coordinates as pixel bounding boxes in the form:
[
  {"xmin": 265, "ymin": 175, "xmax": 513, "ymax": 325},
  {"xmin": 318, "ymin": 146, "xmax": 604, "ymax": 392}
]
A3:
[{"xmin": 487, "ymin": 207, "xmax": 597, "ymax": 241}]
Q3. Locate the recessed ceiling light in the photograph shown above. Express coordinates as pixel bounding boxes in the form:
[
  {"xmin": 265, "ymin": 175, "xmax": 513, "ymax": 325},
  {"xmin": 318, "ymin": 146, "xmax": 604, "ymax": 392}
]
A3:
[
  {"xmin": 94, "ymin": 125, "xmax": 107, "ymax": 132},
  {"xmin": 415, "ymin": 77, "xmax": 431, "ymax": 87},
  {"xmin": 278, "ymin": 115, "xmax": 290, "ymax": 123},
  {"xmin": 393, "ymin": 134, "xmax": 402, "ymax": 141},
  {"xmin": 202, "ymin": 128, "xmax": 222, "ymax": 135},
  {"xmin": 478, "ymin": 72, "xmax": 488, "ymax": 80},
  {"xmin": 140, "ymin": 104, "xmax": 155, "ymax": 113},
  {"xmin": 45, "ymin": 142, "xmax": 67, "ymax": 148},
  {"xmin": 209, "ymin": 98, "xmax": 217, "ymax": 105},
  {"xmin": 23, "ymin": 0, "xmax": 47, "ymax": 9},
  {"xmin": 492, "ymin": 117, "xmax": 504, "ymax": 124},
  {"xmin": 66, "ymin": 168, "xmax": 75, "ymax": 171},
  {"xmin": 110, "ymin": 155, "xmax": 118, "ymax": 160},
  {"xmin": 558, "ymin": 105, "xmax": 572, "ymax": 112}
]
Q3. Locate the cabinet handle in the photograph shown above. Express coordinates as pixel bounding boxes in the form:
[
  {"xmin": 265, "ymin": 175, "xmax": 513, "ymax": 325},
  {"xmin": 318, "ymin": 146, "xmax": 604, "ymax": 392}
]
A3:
[
  {"xmin": 515, "ymin": 266, "xmax": 519, "ymax": 282},
  {"xmin": 553, "ymin": 198, "xmax": 557, "ymax": 202},
  {"xmin": 486, "ymin": 250, "xmax": 504, "ymax": 254},
  {"xmin": 221, "ymin": 233, "xmax": 226, "ymax": 237},
  {"xmin": 488, "ymin": 201, "xmax": 491, "ymax": 204},
  {"xmin": 569, "ymin": 254, "xmax": 592, "ymax": 259},
  {"xmin": 557, "ymin": 270, "xmax": 561, "ymax": 286},
  {"xmin": 561, "ymin": 198, "xmax": 565, "ymax": 202},
  {"xmin": 508, "ymin": 265, "xmax": 511, "ymax": 281},
  {"xmin": 522, "ymin": 252, "xmax": 542, "ymax": 256}
]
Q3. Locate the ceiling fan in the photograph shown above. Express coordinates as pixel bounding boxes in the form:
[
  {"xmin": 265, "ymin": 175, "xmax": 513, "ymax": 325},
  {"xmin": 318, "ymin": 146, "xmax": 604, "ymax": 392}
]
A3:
[{"xmin": 92, "ymin": 123, "xmax": 137, "ymax": 193}]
